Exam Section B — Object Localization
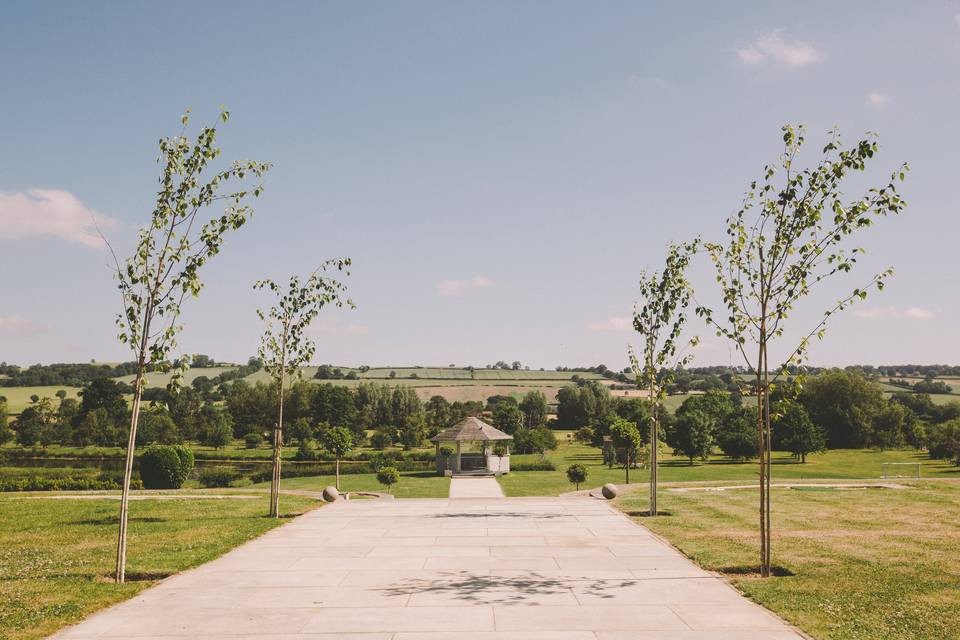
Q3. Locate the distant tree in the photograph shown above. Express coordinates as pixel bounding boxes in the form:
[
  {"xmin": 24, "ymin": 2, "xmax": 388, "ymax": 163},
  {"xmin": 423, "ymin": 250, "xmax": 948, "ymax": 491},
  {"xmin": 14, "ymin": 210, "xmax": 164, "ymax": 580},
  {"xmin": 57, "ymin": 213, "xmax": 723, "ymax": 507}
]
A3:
[
  {"xmin": 140, "ymin": 411, "xmax": 180, "ymax": 445},
  {"xmin": 873, "ymin": 402, "xmax": 909, "ymax": 451},
  {"xmin": 519, "ymin": 390, "xmax": 548, "ymax": 428},
  {"xmin": 255, "ymin": 261, "xmax": 352, "ymax": 518},
  {"xmin": 715, "ymin": 407, "xmax": 759, "ymax": 460},
  {"xmin": 513, "ymin": 426, "xmax": 558, "ymax": 456},
  {"xmin": 388, "ymin": 370, "xmax": 396, "ymax": 379},
  {"xmin": 370, "ymin": 429, "xmax": 392, "ymax": 450},
  {"xmin": 425, "ymin": 395, "xmax": 452, "ymax": 432},
  {"xmin": 672, "ymin": 409, "xmax": 714, "ymax": 464},
  {"xmin": 191, "ymin": 354, "xmax": 214, "ymax": 368},
  {"xmin": 0, "ymin": 400, "xmax": 12, "ymax": 444},
  {"xmin": 320, "ymin": 426, "xmax": 353, "ymax": 490},
  {"xmin": 288, "ymin": 417, "xmax": 314, "ymax": 445},
  {"xmin": 609, "ymin": 418, "xmax": 643, "ymax": 483},
  {"xmin": 801, "ymin": 370, "xmax": 885, "ymax": 448},
  {"xmin": 200, "ymin": 414, "xmax": 232, "ymax": 449},
  {"xmin": 511, "ymin": 361, "xmax": 522, "ymax": 370},
  {"xmin": 376, "ymin": 466, "xmax": 400, "ymax": 494},
  {"xmin": 55, "ymin": 389, "xmax": 67, "ymax": 400},
  {"xmin": 773, "ymin": 400, "xmax": 825, "ymax": 462},
  {"xmin": 492, "ymin": 402, "xmax": 523, "ymax": 435},
  {"xmin": 566, "ymin": 464, "xmax": 588, "ymax": 491}
]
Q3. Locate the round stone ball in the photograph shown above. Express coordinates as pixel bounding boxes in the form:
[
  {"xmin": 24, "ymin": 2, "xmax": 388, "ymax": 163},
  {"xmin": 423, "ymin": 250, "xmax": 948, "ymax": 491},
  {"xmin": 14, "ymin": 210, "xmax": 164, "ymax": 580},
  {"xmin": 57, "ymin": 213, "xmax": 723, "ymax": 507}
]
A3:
[
  {"xmin": 322, "ymin": 486, "xmax": 340, "ymax": 502},
  {"xmin": 601, "ymin": 483, "xmax": 618, "ymax": 500}
]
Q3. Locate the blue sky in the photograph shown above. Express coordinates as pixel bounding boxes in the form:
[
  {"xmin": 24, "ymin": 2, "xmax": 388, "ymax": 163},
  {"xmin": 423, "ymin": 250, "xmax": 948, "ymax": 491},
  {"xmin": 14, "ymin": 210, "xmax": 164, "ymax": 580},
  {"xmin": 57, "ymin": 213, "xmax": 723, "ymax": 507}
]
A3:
[{"xmin": 2, "ymin": 1, "xmax": 959, "ymax": 369}]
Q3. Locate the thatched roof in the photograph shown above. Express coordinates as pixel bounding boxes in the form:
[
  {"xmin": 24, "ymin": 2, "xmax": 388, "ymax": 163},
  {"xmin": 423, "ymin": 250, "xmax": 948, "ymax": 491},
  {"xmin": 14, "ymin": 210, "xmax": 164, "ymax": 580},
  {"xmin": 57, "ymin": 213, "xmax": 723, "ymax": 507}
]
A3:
[{"xmin": 430, "ymin": 417, "xmax": 513, "ymax": 442}]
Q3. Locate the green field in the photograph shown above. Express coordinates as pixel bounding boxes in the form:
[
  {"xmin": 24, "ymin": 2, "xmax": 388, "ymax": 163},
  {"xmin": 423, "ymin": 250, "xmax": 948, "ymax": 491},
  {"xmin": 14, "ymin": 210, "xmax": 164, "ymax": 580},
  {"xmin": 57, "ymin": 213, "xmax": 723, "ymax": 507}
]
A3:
[
  {"xmin": 112, "ymin": 366, "xmax": 239, "ymax": 387},
  {"xmin": 616, "ymin": 481, "xmax": 960, "ymax": 640},
  {"xmin": 0, "ymin": 493, "xmax": 318, "ymax": 640},
  {"xmin": 251, "ymin": 470, "xmax": 450, "ymax": 498},
  {"xmin": 498, "ymin": 435, "xmax": 957, "ymax": 496},
  {"xmin": 0, "ymin": 386, "xmax": 83, "ymax": 414}
]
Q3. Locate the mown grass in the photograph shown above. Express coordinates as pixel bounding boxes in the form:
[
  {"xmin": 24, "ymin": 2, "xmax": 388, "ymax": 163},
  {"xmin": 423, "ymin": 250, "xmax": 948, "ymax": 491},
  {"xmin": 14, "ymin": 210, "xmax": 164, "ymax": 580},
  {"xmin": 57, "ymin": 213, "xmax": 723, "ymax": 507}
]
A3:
[
  {"xmin": 0, "ymin": 493, "xmax": 318, "ymax": 640},
  {"xmin": 252, "ymin": 470, "xmax": 450, "ymax": 498},
  {"xmin": 616, "ymin": 481, "xmax": 960, "ymax": 640},
  {"xmin": 499, "ymin": 437, "xmax": 957, "ymax": 496}
]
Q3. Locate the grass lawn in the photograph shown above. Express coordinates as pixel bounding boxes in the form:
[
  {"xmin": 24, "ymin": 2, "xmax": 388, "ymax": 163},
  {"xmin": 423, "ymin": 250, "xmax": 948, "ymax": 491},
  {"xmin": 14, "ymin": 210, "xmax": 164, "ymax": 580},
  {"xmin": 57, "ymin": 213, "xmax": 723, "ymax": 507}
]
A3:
[
  {"xmin": 616, "ymin": 481, "xmax": 960, "ymax": 640},
  {"xmin": 253, "ymin": 470, "xmax": 451, "ymax": 498},
  {"xmin": 0, "ymin": 493, "xmax": 318, "ymax": 640},
  {"xmin": 499, "ymin": 437, "xmax": 957, "ymax": 496}
]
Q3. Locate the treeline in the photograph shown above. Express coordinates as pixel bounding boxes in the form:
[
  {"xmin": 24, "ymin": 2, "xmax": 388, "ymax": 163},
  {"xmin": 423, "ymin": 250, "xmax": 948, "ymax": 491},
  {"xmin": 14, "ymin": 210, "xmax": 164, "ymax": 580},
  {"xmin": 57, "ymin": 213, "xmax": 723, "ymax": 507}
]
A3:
[
  {"xmin": 554, "ymin": 371, "xmax": 960, "ymax": 465},
  {"xmin": 0, "ymin": 354, "xmax": 251, "ymax": 388}
]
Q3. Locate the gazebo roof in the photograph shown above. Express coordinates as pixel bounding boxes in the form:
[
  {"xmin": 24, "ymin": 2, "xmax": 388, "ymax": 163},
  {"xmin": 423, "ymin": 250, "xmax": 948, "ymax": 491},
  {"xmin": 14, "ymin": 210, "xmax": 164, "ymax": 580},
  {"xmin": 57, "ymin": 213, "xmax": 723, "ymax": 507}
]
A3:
[{"xmin": 430, "ymin": 417, "xmax": 513, "ymax": 442}]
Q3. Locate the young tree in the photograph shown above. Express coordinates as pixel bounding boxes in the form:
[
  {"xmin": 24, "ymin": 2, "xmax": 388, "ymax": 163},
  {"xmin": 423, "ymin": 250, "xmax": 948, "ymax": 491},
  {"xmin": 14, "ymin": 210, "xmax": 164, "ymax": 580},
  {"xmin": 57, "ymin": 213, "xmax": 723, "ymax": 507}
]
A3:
[
  {"xmin": 696, "ymin": 125, "xmax": 908, "ymax": 576},
  {"xmin": 105, "ymin": 108, "xmax": 270, "ymax": 583},
  {"xmin": 320, "ymin": 425, "xmax": 353, "ymax": 490},
  {"xmin": 609, "ymin": 418, "xmax": 643, "ymax": 483},
  {"xmin": 255, "ymin": 261, "xmax": 352, "ymax": 517},
  {"xmin": 566, "ymin": 463, "xmax": 588, "ymax": 491},
  {"xmin": 629, "ymin": 241, "xmax": 698, "ymax": 516},
  {"xmin": 376, "ymin": 466, "xmax": 400, "ymax": 494}
]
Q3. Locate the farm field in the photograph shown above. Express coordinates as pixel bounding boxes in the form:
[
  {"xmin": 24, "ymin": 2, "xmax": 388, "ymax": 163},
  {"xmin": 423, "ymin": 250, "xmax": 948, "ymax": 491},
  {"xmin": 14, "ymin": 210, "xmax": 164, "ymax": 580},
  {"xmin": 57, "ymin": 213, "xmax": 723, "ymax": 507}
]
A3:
[
  {"xmin": 616, "ymin": 480, "xmax": 960, "ymax": 640},
  {"xmin": 0, "ymin": 386, "xmax": 82, "ymax": 414},
  {"xmin": 0, "ymin": 493, "xmax": 318, "ymax": 640},
  {"xmin": 112, "ymin": 366, "xmax": 239, "ymax": 387},
  {"xmin": 498, "ymin": 436, "xmax": 957, "ymax": 496}
]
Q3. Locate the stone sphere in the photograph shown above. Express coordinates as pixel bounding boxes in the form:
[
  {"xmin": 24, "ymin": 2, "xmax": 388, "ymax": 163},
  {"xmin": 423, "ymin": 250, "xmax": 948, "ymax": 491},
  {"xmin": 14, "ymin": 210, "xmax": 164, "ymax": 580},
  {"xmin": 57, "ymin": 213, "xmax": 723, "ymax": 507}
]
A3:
[
  {"xmin": 601, "ymin": 483, "xmax": 618, "ymax": 500},
  {"xmin": 322, "ymin": 486, "xmax": 340, "ymax": 502}
]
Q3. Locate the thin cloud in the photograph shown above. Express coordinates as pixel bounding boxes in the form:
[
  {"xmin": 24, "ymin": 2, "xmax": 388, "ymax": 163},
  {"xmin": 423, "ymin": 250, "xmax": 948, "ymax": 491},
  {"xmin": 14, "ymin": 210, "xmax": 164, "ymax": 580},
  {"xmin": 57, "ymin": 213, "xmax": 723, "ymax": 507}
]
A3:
[
  {"xmin": 955, "ymin": 14, "xmax": 960, "ymax": 29},
  {"xmin": 0, "ymin": 315, "xmax": 47, "ymax": 332},
  {"xmin": 736, "ymin": 31, "xmax": 823, "ymax": 68},
  {"xmin": 0, "ymin": 189, "xmax": 118, "ymax": 249},
  {"xmin": 438, "ymin": 275, "xmax": 493, "ymax": 296},
  {"xmin": 587, "ymin": 316, "xmax": 632, "ymax": 332},
  {"xmin": 866, "ymin": 92, "xmax": 888, "ymax": 108},
  {"xmin": 855, "ymin": 306, "xmax": 937, "ymax": 320}
]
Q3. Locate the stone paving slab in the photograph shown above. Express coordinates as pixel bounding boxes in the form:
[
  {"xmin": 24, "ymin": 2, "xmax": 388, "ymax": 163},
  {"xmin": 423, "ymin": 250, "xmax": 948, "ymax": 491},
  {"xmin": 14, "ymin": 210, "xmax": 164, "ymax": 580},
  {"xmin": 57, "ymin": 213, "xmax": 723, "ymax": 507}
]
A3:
[
  {"xmin": 51, "ymin": 497, "xmax": 805, "ymax": 639},
  {"xmin": 449, "ymin": 476, "xmax": 505, "ymax": 498}
]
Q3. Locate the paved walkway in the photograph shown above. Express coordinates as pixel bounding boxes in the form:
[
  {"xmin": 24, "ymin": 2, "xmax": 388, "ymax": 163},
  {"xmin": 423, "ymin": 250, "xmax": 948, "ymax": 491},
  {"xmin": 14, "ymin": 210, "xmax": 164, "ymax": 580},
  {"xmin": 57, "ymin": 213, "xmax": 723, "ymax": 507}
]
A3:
[
  {"xmin": 449, "ymin": 476, "xmax": 505, "ymax": 498},
  {"xmin": 53, "ymin": 497, "xmax": 804, "ymax": 639}
]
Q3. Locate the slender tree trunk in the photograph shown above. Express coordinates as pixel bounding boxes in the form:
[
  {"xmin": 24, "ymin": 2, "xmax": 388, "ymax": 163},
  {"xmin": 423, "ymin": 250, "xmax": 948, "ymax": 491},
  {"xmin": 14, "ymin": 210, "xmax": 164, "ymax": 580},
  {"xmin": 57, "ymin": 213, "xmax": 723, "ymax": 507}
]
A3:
[
  {"xmin": 650, "ymin": 381, "xmax": 658, "ymax": 517},
  {"xmin": 762, "ymin": 341, "xmax": 772, "ymax": 576},
  {"xmin": 114, "ymin": 371, "xmax": 144, "ymax": 583},
  {"xmin": 336, "ymin": 457, "xmax": 340, "ymax": 491},
  {"xmin": 269, "ymin": 365, "xmax": 285, "ymax": 518},
  {"xmin": 625, "ymin": 449, "xmax": 630, "ymax": 484},
  {"xmin": 756, "ymin": 365, "xmax": 766, "ymax": 577}
]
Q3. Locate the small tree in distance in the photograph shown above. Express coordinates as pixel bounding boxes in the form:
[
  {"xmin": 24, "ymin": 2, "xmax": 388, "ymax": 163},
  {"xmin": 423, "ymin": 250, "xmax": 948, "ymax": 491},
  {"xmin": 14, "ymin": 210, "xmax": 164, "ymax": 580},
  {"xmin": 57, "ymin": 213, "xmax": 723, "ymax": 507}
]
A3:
[
  {"xmin": 376, "ymin": 466, "xmax": 400, "ymax": 494},
  {"xmin": 609, "ymin": 418, "xmax": 643, "ymax": 484},
  {"xmin": 320, "ymin": 426, "xmax": 353, "ymax": 490},
  {"xmin": 255, "ymin": 261, "xmax": 352, "ymax": 517},
  {"xmin": 566, "ymin": 463, "xmax": 588, "ymax": 491},
  {"xmin": 696, "ymin": 125, "xmax": 908, "ymax": 576},
  {"xmin": 104, "ymin": 107, "xmax": 270, "ymax": 583},
  {"xmin": 629, "ymin": 240, "xmax": 699, "ymax": 517}
]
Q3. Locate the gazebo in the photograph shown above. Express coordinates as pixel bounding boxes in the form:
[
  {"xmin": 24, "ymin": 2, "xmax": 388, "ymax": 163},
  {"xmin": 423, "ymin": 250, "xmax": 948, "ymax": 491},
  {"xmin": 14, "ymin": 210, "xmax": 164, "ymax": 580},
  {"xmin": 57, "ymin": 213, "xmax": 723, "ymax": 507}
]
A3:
[{"xmin": 431, "ymin": 416, "xmax": 513, "ymax": 476}]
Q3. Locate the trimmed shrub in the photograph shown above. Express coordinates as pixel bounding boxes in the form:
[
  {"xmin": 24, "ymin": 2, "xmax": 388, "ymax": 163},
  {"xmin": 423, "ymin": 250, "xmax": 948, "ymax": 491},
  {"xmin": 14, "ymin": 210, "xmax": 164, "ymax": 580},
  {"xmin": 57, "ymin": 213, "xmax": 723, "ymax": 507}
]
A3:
[
  {"xmin": 566, "ymin": 463, "xmax": 588, "ymax": 490},
  {"xmin": 511, "ymin": 459, "xmax": 556, "ymax": 471},
  {"xmin": 198, "ymin": 466, "xmax": 239, "ymax": 488},
  {"xmin": 140, "ymin": 444, "xmax": 194, "ymax": 489},
  {"xmin": 376, "ymin": 466, "xmax": 400, "ymax": 492},
  {"xmin": 244, "ymin": 432, "xmax": 263, "ymax": 449}
]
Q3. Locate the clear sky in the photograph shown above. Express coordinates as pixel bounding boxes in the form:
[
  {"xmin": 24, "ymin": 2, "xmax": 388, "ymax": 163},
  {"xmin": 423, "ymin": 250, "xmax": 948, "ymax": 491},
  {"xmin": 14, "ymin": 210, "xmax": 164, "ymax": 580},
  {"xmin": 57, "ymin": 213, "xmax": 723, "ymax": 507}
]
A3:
[{"xmin": 2, "ymin": 1, "xmax": 959, "ymax": 370}]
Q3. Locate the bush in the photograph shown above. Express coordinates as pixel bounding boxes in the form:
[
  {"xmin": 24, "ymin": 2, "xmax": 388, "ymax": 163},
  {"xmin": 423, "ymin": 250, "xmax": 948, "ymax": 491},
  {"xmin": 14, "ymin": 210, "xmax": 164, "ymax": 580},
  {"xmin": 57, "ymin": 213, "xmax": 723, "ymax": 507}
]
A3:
[
  {"xmin": 376, "ymin": 466, "xmax": 400, "ymax": 491},
  {"xmin": 566, "ymin": 463, "xmax": 588, "ymax": 490},
  {"xmin": 198, "ymin": 466, "xmax": 239, "ymax": 488},
  {"xmin": 244, "ymin": 432, "xmax": 263, "ymax": 449},
  {"xmin": 294, "ymin": 440, "xmax": 319, "ymax": 461},
  {"xmin": 0, "ymin": 472, "xmax": 143, "ymax": 492},
  {"xmin": 511, "ymin": 459, "xmax": 556, "ymax": 471},
  {"xmin": 140, "ymin": 444, "xmax": 194, "ymax": 489},
  {"xmin": 370, "ymin": 430, "xmax": 392, "ymax": 450}
]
